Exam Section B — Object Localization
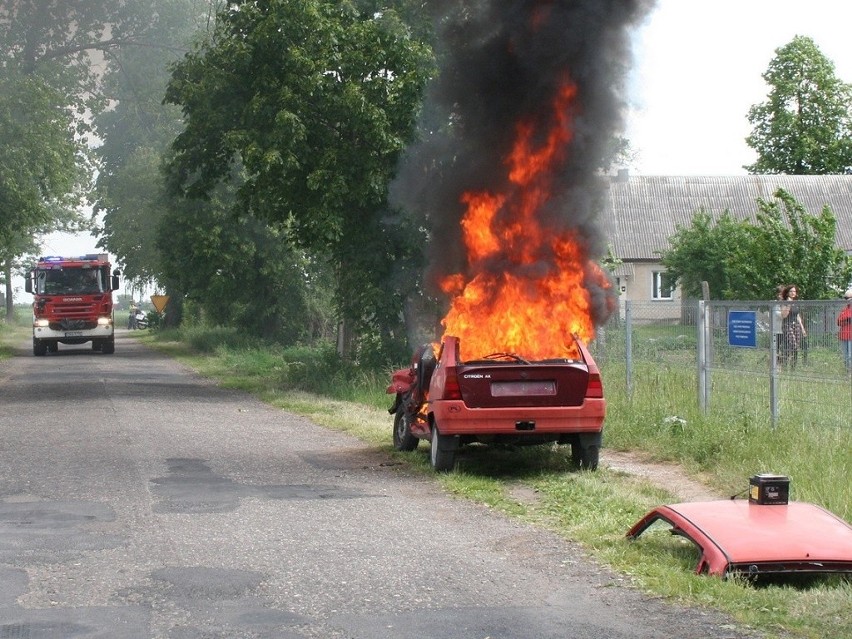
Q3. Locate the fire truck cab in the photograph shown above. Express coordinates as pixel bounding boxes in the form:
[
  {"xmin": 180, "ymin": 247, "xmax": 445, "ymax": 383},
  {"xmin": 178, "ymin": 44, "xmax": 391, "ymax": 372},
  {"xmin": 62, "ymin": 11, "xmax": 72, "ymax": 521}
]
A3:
[{"xmin": 24, "ymin": 254, "xmax": 121, "ymax": 356}]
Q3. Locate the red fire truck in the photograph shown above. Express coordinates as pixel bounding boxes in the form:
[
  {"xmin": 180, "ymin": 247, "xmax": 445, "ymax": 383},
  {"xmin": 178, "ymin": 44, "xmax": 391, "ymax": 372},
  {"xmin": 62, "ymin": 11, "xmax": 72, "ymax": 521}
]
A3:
[{"xmin": 24, "ymin": 254, "xmax": 121, "ymax": 356}]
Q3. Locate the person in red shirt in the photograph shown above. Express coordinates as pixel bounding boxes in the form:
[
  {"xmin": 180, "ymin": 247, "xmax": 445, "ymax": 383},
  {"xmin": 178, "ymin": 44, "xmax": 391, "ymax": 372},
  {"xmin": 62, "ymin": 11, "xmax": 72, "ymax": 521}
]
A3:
[{"xmin": 838, "ymin": 289, "xmax": 852, "ymax": 373}]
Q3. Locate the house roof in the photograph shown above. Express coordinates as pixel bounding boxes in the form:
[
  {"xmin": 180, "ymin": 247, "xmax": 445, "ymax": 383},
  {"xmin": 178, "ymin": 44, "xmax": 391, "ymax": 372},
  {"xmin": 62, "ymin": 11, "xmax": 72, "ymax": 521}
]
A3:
[{"xmin": 600, "ymin": 174, "xmax": 852, "ymax": 260}]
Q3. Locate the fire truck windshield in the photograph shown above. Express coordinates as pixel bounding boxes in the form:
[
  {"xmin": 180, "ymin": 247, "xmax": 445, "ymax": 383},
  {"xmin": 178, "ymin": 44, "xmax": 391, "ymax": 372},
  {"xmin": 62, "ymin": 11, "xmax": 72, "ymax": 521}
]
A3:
[{"xmin": 37, "ymin": 268, "xmax": 104, "ymax": 295}]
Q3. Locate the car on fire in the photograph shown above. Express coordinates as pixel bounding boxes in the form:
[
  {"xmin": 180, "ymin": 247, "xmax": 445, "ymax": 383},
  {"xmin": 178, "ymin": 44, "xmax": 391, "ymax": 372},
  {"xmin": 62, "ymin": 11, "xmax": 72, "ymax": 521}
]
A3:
[{"xmin": 387, "ymin": 334, "xmax": 605, "ymax": 471}]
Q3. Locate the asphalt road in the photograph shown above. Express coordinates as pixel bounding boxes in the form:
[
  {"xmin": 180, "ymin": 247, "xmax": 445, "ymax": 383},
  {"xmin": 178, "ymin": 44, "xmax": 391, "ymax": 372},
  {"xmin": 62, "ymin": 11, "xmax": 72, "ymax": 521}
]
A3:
[{"xmin": 0, "ymin": 330, "xmax": 757, "ymax": 639}]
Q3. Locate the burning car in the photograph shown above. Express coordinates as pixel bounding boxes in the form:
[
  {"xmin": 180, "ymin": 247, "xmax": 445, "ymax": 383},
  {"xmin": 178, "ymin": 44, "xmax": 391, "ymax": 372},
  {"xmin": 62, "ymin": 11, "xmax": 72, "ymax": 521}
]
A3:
[{"xmin": 387, "ymin": 334, "xmax": 605, "ymax": 472}]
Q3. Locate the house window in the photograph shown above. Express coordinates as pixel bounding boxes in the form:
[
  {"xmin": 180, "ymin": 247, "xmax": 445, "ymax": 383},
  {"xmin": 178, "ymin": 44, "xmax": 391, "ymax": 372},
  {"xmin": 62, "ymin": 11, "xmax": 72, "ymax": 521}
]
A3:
[{"xmin": 652, "ymin": 271, "xmax": 673, "ymax": 300}]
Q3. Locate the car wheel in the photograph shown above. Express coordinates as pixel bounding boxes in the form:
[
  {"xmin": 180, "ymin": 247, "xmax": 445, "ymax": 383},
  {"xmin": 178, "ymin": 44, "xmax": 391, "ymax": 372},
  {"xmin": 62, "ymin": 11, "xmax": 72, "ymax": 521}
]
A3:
[
  {"xmin": 48, "ymin": 342, "xmax": 59, "ymax": 353},
  {"xmin": 33, "ymin": 339, "xmax": 47, "ymax": 356},
  {"xmin": 101, "ymin": 338, "xmax": 115, "ymax": 355},
  {"xmin": 430, "ymin": 424, "xmax": 457, "ymax": 472},
  {"xmin": 393, "ymin": 408, "xmax": 419, "ymax": 451},
  {"xmin": 576, "ymin": 444, "xmax": 599, "ymax": 471}
]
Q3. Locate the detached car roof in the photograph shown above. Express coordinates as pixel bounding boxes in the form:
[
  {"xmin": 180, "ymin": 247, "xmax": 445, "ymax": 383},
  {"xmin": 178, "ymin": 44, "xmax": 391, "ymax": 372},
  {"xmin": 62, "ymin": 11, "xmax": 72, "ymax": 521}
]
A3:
[{"xmin": 626, "ymin": 500, "xmax": 852, "ymax": 578}]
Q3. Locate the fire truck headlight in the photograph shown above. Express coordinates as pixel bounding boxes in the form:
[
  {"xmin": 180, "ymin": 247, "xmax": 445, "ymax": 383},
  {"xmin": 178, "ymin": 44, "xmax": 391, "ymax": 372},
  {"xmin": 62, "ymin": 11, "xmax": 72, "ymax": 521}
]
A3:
[
  {"xmin": 97, "ymin": 316, "xmax": 112, "ymax": 326},
  {"xmin": 34, "ymin": 318, "xmax": 49, "ymax": 328}
]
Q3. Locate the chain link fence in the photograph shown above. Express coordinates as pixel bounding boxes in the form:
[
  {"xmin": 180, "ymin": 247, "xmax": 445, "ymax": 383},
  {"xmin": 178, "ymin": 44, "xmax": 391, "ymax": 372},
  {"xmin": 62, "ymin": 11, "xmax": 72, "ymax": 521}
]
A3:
[{"xmin": 591, "ymin": 299, "xmax": 852, "ymax": 430}]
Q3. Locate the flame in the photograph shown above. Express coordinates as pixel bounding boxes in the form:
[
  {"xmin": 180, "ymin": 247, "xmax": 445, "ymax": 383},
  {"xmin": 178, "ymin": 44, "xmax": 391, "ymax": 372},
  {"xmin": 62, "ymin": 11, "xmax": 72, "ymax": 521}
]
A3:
[{"xmin": 439, "ymin": 80, "xmax": 610, "ymax": 360}]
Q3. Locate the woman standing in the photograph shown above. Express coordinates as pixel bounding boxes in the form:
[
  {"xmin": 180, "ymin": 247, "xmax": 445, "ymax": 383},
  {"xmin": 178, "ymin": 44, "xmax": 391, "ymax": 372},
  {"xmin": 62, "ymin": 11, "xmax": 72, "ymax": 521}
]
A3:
[{"xmin": 781, "ymin": 285, "xmax": 806, "ymax": 369}]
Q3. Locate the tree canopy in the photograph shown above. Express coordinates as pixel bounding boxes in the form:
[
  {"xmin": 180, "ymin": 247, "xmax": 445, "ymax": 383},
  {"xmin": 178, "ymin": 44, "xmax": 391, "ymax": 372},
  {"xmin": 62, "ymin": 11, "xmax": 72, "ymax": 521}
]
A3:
[
  {"xmin": 746, "ymin": 35, "xmax": 852, "ymax": 175},
  {"xmin": 660, "ymin": 189, "xmax": 851, "ymax": 300},
  {"xmin": 162, "ymin": 0, "xmax": 434, "ymax": 351}
]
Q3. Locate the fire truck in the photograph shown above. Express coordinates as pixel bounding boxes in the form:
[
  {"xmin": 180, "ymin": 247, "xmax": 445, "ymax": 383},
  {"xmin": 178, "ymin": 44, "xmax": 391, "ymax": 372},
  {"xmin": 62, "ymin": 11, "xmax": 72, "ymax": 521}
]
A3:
[{"xmin": 24, "ymin": 254, "xmax": 121, "ymax": 356}]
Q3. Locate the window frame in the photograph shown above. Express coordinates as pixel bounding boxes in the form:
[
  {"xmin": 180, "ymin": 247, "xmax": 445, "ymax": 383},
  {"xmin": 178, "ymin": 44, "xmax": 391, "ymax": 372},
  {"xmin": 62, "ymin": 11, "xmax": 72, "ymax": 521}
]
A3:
[{"xmin": 652, "ymin": 270, "xmax": 674, "ymax": 300}]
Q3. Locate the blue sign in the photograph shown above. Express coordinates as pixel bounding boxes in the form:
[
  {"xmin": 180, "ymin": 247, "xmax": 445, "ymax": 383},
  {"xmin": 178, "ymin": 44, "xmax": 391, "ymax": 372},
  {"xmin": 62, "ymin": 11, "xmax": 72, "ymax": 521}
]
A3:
[{"xmin": 728, "ymin": 310, "xmax": 757, "ymax": 348}]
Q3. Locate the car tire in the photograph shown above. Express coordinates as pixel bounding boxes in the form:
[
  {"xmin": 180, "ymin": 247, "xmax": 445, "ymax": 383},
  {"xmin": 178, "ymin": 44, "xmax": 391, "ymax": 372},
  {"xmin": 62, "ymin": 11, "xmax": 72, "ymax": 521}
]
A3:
[
  {"xmin": 33, "ymin": 339, "xmax": 48, "ymax": 356},
  {"xmin": 430, "ymin": 424, "xmax": 457, "ymax": 472},
  {"xmin": 393, "ymin": 407, "xmax": 419, "ymax": 451},
  {"xmin": 101, "ymin": 338, "xmax": 115, "ymax": 355},
  {"xmin": 575, "ymin": 443, "xmax": 599, "ymax": 470}
]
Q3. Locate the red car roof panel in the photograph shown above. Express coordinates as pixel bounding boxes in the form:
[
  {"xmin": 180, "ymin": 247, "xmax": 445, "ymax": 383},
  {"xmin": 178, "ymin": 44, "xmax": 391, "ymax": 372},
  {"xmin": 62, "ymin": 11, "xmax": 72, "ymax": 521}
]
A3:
[{"xmin": 627, "ymin": 500, "xmax": 852, "ymax": 577}]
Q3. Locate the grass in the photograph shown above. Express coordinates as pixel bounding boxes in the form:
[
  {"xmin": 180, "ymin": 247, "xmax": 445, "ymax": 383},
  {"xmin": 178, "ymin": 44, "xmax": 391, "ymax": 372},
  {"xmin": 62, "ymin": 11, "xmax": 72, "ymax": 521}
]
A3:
[{"xmin": 3, "ymin": 321, "xmax": 850, "ymax": 639}]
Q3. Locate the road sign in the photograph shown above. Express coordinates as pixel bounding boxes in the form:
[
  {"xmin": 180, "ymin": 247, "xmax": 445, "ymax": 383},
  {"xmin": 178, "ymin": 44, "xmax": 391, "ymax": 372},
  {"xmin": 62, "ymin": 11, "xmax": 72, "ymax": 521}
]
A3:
[
  {"xmin": 150, "ymin": 295, "xmax": 170, "ymax": 314},
  {"xmin": 728, "ymin": 310, "xmax": 757, "ymax": 348}
]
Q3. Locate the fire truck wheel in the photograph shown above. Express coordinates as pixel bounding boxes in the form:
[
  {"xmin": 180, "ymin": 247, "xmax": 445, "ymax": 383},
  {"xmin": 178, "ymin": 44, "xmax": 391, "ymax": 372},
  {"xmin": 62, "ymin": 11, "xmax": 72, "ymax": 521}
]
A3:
[
  {"xmin": 48, "ymin": 342, "xmax": 59, "ymax": 353},
  {"xmin": 430, "ymin": 424, "xmax": 457, "ymax": 472},
  {"xmin": 33, "ymin": 339, "xmax": 48, "ymax": 356},
  {"xmin": 101, "ymin": 338, "xmax": 115, "ymax": 355},
  {"xmin": 393, "ymin": 407, "xmax": 419, "ymax": 452}
]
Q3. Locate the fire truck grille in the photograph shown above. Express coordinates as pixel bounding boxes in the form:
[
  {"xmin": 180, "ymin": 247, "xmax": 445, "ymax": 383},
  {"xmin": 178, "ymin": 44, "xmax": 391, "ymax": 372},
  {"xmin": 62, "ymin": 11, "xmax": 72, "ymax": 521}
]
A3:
[{"xmin": 51, "ymin": 319, "xmax": 98, "ymax": 331}]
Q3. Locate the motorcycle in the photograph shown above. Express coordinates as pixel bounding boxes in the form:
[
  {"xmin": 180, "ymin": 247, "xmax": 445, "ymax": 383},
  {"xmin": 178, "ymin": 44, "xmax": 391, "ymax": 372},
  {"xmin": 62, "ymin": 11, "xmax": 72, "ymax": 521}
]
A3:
[{"xmin": 128, "ymin": 309, "xmax": 148, "ymax": 329}]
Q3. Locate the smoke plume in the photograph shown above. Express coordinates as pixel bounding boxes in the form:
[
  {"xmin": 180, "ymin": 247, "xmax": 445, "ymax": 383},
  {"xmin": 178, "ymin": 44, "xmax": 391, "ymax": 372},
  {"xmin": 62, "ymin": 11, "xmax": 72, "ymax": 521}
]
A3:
[{"xmin": 391, "ymin": 0, "xmax": 655, "ymax": 335}]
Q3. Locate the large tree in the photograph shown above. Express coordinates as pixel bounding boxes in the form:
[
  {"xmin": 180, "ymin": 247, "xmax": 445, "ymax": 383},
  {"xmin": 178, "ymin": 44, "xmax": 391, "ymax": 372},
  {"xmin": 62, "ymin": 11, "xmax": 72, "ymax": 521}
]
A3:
[
  {"xmin": 746, "ymin": 35, "xmax": 852, "ymax": 175},
  {"xmin": 93, "ymin": 0, "xmax": 216, "ymax": 292},
  {"xmin": 0, "ymin": 0, "xmax": 189, "ymax": 316},
  {"xmin": 155, "ymin": 182, "xmax": 336, "ymax": 343},
  {"xmin": 162, "ymin": 0, "xmax": 433, "ymax": 352},
  {"xmin": 661, "ymin": 189, "xmax": 851, "ymax": 300}
]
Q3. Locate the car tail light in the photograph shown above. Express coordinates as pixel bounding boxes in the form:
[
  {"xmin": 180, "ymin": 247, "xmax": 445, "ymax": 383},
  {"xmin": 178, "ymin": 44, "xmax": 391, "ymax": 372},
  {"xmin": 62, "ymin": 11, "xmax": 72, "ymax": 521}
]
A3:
[
  {"xmin": 441, "ymin": 366, "xmax": 462, "ymax": 400},
  {"xmin": 586, "ymin": 371, "xmax": 603, "ymax": 398}
]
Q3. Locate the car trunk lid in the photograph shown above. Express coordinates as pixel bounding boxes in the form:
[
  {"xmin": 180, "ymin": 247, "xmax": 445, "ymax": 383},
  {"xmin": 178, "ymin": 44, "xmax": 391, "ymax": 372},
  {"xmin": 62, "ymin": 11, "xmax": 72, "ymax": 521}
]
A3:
[{"xmin": 457, "ymin": 359, "xmax": 590, "ymax": 408}]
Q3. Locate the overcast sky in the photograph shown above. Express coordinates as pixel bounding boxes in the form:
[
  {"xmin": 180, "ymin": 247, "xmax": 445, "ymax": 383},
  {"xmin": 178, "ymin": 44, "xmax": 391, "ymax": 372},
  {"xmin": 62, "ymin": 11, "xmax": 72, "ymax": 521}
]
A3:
[{"xmin": 626, "ymin": 0, "xmax": 852, "ymax": 175}]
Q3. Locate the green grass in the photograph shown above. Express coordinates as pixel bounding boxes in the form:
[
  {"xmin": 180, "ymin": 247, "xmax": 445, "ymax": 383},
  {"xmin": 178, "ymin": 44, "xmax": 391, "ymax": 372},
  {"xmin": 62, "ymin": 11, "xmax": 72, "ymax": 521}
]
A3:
[
  {"xmin": 8, "ymin": 324, "xmax": 850, "ymax": 639},
  {"xmin": 0, "ymin": 318, "xmax": 28, "ymax": 360}
]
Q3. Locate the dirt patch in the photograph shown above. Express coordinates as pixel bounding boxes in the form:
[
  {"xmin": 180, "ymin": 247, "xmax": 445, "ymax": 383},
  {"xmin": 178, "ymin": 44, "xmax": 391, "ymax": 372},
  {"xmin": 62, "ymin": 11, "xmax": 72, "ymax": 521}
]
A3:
[
  {"xmin": 506, "ymin": 450, "xmax": 721, "ymax": 507},
  {"xmin": 602, "ymin": 450, "xmax": 721, "ymax": 502}
]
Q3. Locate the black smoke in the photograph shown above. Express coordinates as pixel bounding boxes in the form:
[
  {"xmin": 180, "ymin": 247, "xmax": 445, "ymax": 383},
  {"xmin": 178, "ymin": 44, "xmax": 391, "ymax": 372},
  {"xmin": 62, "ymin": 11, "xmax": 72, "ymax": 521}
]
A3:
[{"xmin": 390, "ymin": 0, "xmax": 655, "ymax": 331}]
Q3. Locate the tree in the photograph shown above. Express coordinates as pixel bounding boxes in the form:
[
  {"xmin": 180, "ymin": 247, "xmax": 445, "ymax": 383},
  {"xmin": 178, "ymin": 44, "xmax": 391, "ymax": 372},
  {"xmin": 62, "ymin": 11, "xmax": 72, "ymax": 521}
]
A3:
[
  {"xmin": 746, "ymin": 35, "xmax": 852, "ymax": 174},
  {"xmin": 660, "ymin": 209, "xmax": 751, "ymax": 300},
  {"xmin": 660, "ymin": 189, "xmax": 851, "ymax": 300},
  {"xmin": 0, "ymin": 68, "xmax": 88, "ymax": 317},
  {"xmin": 155, "ymin": 181, "xmax": 337, "ymax": 344},
  {"xmin": 0, "ymin": 0, "xmax": 190, "ymax": 316},
  {"xmin": 93, "ymin": 0, "xmax": 214, "ymax": 291},
  {"xmin": 162, "ymin": 0, "xmax": 434, "ymax": 355}
]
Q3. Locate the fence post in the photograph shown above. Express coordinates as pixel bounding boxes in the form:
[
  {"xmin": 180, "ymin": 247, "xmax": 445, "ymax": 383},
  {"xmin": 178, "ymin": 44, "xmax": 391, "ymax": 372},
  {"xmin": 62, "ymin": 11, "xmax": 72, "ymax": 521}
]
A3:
[
  {"xmin": 625, "ymin": 300, "xmax": 633, "ymax": 399},
  {"xmin": 769, "ymin": 301, "xmax": 779, "ymax": 429},
  {"xmin": 697, "ymin": 300, "xmax": 708, "ymax": 413}
]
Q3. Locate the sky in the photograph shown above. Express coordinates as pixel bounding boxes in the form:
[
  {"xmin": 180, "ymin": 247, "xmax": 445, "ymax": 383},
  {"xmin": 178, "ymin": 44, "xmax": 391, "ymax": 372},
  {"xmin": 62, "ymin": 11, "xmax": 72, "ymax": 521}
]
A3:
[
  {"xmin": 626, "ymin": 0, "xmax": 852, "ymax": 175},
  {"xmin": 20, "ymin": 0, "xmax": 852, "ymax": 300}
]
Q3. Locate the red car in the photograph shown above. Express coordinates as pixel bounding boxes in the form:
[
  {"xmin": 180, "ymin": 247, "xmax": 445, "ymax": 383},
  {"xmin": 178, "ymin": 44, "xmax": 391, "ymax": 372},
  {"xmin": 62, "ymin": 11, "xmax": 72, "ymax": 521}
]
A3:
[{"xmin": 387, "ymin": 335, "xmax": 605, "ymax": 471}]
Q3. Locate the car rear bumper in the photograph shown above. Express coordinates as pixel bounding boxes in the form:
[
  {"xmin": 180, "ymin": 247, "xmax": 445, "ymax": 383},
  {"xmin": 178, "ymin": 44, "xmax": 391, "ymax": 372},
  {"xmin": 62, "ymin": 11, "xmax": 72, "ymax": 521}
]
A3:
[{"xmin": 429, "ymin": 398, "xmax": 605, "ymax": 435}]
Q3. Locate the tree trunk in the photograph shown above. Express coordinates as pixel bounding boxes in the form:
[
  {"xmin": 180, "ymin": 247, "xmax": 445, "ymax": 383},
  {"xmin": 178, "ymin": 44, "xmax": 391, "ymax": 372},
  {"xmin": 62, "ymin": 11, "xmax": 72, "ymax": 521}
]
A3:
[
  {"xmin": 336, "ymin": 318, "xmax": 352, "ymax": 360},
  {"xmin": 3, "ymin": 258, "xmax": 14, "ymax": 323}
]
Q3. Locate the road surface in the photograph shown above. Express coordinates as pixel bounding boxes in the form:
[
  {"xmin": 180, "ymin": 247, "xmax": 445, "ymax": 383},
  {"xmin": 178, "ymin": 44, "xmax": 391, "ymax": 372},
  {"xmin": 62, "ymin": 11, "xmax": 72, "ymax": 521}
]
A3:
[{"xmin": 0, "ymin": 331, "xmax": 756, "ymax": 638}]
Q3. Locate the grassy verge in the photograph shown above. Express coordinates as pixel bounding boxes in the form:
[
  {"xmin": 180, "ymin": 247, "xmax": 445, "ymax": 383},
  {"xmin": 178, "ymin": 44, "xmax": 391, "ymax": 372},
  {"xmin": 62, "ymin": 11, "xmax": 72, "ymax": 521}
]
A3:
[
  {"xmin": 0, "ymin": 318, "xmax": 28, "ymax": 360},
  {"xmin": 7, "ymin": 324, "xmax": 850, "ymax": 639}
]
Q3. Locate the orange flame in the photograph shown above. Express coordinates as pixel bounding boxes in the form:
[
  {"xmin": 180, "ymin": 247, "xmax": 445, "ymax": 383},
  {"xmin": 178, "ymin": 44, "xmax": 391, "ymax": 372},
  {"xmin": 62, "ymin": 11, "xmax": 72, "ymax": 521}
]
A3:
[{"xmin": 440, "ymin": 80, "xmax": 610, "ymax": 360}]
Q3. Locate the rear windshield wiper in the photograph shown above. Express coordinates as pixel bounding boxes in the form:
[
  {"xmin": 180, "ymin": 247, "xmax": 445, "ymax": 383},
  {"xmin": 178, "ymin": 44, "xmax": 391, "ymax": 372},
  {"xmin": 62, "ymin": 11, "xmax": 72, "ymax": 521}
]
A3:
[{"xmin": 483, "ymin": 352, "xmax": 531, "ymax": 365}]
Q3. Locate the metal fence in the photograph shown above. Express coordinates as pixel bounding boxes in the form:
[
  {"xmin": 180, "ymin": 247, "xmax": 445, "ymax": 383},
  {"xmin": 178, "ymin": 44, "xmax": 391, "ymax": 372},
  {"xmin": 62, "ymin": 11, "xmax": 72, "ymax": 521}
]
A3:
[{"xmin": 590, "ymin": 299, "xmax": 852, "ymax": 430}]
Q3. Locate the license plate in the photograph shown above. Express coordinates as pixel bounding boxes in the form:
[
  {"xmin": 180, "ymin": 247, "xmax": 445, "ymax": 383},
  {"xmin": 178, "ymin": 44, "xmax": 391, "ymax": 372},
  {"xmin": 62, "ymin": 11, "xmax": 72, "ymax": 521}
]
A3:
[
  {"xmin": 65, "ymin": 331, "xmax": 83, "ymax": 337},
  {"xmin": 491, "ymin": 380, "xmax": 556, "ymax": 397}
]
